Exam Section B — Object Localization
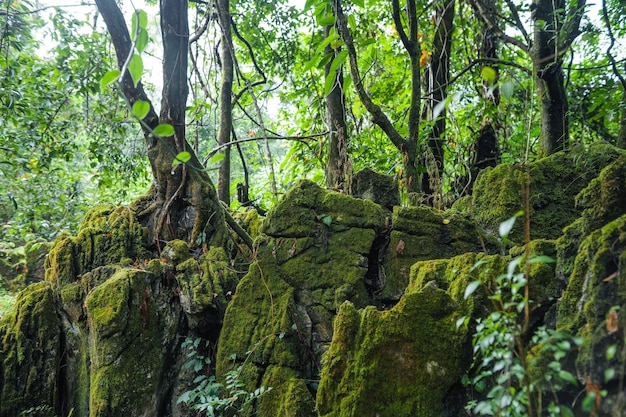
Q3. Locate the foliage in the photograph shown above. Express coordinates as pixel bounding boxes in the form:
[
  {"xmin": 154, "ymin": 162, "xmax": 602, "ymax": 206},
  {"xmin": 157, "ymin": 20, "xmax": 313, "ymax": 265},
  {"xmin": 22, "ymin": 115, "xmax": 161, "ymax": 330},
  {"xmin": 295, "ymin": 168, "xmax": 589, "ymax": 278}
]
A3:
[
  {"xmin": 463, "ymin": 217, "xmax": 581, "ymax": 416},
  {"xmin": 178, "ymin": 337, "xmax": 271, "ymax": 416},
  {"xmin": 0, "ymin": 281, "xmax": 15, "ymax": 318},
  {"xmin": 0, "ymin": 5, "xmax": 150, "ymax": 244}
]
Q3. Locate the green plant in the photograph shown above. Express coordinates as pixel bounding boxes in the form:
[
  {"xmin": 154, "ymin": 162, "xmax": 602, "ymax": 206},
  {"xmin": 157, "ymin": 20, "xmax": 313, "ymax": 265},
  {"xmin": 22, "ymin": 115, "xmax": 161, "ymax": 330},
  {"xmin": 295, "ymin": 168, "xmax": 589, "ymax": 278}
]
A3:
[
  {"xmin": 463, "ymin": 216, "xmax": 580, "ymax": 417},
  {"xmin": 177, "ymin": 337, "xmax": 271, "ymax": 417},
  {"xmin": 0, "ymin": 282, "xmax": 16, "ymax": 318}
]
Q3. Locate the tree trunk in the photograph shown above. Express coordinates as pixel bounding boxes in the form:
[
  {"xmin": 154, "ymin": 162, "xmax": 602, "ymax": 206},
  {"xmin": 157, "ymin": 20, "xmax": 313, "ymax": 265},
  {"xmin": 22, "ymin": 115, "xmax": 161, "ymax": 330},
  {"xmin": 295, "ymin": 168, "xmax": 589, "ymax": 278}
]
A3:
[
  {"xmin": 216, "ymin": 0, "xmax": 234, "ymax": 204},
  {"xmin": 96, "ymin": 0, "xmax": 227, "ymax": 248},
  {"xmin": 531, "ymin": 0, "xmax": 569, "ymax": 155},
  {"xmin": 420, "ymin": 0, "xmax": 454, "ymax": 205},
  {"xmin": 324, "ymin": 25, "xmax": 352, "ymax": 193}
]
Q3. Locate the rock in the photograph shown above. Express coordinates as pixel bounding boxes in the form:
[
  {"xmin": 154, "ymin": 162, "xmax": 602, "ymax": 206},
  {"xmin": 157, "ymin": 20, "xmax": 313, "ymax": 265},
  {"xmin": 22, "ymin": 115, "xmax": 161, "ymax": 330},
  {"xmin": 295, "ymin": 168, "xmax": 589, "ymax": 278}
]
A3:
[{"xmin": 351, "ymin": 168, "xmax": 400, "ymax": 210}]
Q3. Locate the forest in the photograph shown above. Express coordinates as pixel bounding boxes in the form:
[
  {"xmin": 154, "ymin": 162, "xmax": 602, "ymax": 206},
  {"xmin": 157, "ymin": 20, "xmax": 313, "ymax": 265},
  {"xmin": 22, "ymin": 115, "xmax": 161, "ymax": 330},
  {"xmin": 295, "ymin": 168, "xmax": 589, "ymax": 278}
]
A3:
[{"xmin": 1, "ymin": 0, "xmax": 626, "ymax": 415}]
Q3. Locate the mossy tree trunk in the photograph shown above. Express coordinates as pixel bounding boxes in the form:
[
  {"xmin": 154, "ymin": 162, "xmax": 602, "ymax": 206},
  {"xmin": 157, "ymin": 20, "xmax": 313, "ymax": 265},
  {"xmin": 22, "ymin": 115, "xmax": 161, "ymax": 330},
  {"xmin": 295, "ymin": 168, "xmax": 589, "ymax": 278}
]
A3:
[{"xmin": 95, "ymin": 0, "xmax": 227, "ymax": 248}]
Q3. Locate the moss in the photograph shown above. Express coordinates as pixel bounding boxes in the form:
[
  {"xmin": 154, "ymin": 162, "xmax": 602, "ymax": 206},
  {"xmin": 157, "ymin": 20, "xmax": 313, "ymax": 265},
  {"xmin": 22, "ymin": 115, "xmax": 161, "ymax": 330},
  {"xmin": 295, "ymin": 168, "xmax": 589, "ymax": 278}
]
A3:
[
  {"xmin": 257, "ymin": 366, "xmax": 317, "ymax": 417},
  {"xmin": 0, "ymin": 281, "xmax": 61, "ymax": 417},
  {"xmin": 382, "ymin": 206, "xmax": 491, "ymax": 301},
  {"xmin": 317, "ymin": 284, "xmax": 469, "ymax": 417},
  {"xmin": 85, "ymin": 266, "xmax": 185, "ymax": 417},
  {"xmin": 161, "ymin": 239, "xmax": 191, "ymax": 264},
  {"xmin": 262, "ymin": 180, "xmax": 384, "ymax": 237},
  {"xmin": 472, "ymin": 143, "xmax": 625, "ymax": 244},
  {"xmin": 557, "ymin": 155, "xmax": 626, "ymax": 281},
  {"xmin": 45, "ymin": 205, "xmax": 149, "ymax": 288},
  {"xmin": 557, "ymin": 214, "xmax": 626, "ymax": 386}
]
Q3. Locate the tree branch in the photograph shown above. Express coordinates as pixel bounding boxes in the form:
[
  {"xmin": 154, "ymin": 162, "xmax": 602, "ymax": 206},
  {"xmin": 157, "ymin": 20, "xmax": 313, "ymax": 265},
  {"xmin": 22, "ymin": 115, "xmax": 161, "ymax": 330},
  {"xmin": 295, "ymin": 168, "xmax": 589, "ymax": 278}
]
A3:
[
  {"xmin": 334, "ymin": 0, "xmax": 406, "ymax": 151},
  {"xmin": 470, "ymin": 0, "xmax": 529, "ymax": 53}
]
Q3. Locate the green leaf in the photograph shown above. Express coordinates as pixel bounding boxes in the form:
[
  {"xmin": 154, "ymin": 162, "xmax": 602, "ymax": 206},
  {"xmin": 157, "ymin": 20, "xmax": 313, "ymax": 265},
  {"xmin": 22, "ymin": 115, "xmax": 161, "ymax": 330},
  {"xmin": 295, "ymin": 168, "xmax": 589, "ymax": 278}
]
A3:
[
  {"xmin": 558, "ymin": 370, "xmax": 578, "ymax": 385},
  {"xmin": 132, "ymin": 100, "xmax": 150, "ymax": 120},
  {"xmin": 100, "ymin": 69, "xmax": 120, "ymax": 91},
  {"xmin": 606, "ymin": 344, "xmax": 617, "ymax": 360},
  {"xmin": 132, "ymin": 10, "xmax": 148, "ymax": 36},
  {"xmin": 153, "ymin": 123, "xmax": 175, "ymax": 137},
  {"xmin": 317, "ymin": 15, "xmax": 336, "ymax": 26},
  {"xmin": 529, "ymin": 255, "xmax": 555, "ymax": 264},
  {"xmin": 501, "ymin": 81, "xmax": 514, "ymax": 99},
  {"xmin": 303, "ymin": 0, "xmax": 318, "ymax": 12},
  {"xmin": 303, "ymin": 56, "xmax": 319, "ymax": 72},
  {"xmin": 343, "ymin": 72, "xmax": 352, "ymax": 92},
  {"xmin": 604, "ymin": 367, "xmax": 616, "ymax": 382},
  {"xmin": 320, "ymin": 214, "xmax": 332, "ymax": 226},
  {"xmin": 352, "ymin": 0, "xmax": 364, "ymax": 7},
  {"xmin": 136, "ymin": 29, "xmax": 149, "ymax": 54},
  {"xmin": 329, "ymin": 51, "xmax": 349, "ymax": 73},
  {"xmin": 348, "ymin": 14, "xmax": 357, "ymax": 31},
  {"xmin": 324, "ymin": 71, "xmax": 337, "ymax": 96},
  {"xmin": 464, "ymin": 280, "xmax": 481, "ymax": 299},
  {"xmin": 128, "ymin": 54, "xmax": 144, "ymax": 87},
  {"xmin": 499, "ymin": 216, "xmax": 516, "ymax": 239},
  {"xmin": 208, "ymin": 152, "xmax": 225, "ymax": 165},
  {"xmin": 315, "ymin": 33, "xmax": 339, "ymax": 55},
  {"xmin": 481, "ymin": 66, "xmax": 497, "ymax": 83},
  {"xmin": 171, "ymin": 151, "xmax": 191, "ymax": 168},
  {"xmin": 360, "ymin": 38, "xmax": 376, "ymax": 47}
]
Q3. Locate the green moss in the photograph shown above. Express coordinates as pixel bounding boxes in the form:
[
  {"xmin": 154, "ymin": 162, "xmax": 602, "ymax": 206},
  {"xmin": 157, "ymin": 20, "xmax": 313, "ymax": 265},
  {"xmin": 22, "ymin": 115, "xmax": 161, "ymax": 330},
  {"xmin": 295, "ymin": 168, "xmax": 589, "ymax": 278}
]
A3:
[
  {"xmin": 382, "ymin": 206, "xmax": 490, "ymax": 301},
  {"xmin": 557, "ymin": 155, "xmax": 626, "ymax": 281},
  {"xmin": 1, "ymin": 281, "xmax": 61, "ymax": 417},
  {"xmin": 85, "ymin": 266, "xmax": 184, "ymax": 417},
  {"xmin": 557, "ymin": 214, "xmax": 626, "ymax": 385},
  {"xmin": 262, "ymin": 180, "xmax": 384, "ymax": 237},
  {"xmin": 317, "ymin": 284, "xmax": 469, "ymax": 417},
  {"xmin": 257, "ymin": 366, "xmax": 317, "ymax": 417},
  {"xmin": 45, "ymin": 205, "xmax": 150, "ymax": 288},
  {"xmin": 472, "ymin": 143, "xmax": 625, "ymax": 244}
]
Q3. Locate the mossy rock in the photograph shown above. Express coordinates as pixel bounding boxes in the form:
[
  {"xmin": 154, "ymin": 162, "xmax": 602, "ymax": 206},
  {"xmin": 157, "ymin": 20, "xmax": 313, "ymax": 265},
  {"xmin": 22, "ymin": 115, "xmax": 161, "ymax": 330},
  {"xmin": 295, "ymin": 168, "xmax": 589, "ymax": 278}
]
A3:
[
  {"xmin": 471, "ymin": 143, "xmax": 624, "ymax": 244},
  {"xmin": 382, "ymin": 206, "xmax": 493, "ymax": 302},
  {"xmin": 557, "ymin": 214, "xmax": 626, "ymax": 390},
  {"xmin": 85, "ymin": 266, "xmax": 186, "ymax": 417},
  {"xmin": 557, "ymin": 154, "xmax": 626, "ymax": 281},
  {"xmin": 45, "ymin": 205, "xmax": 150, "ymax": 287},
  {"xmin": 216, "ymin": 182, "xmax": 385, "ymax": 417},
  {"xmin": 0, "ymin": 281, "xmax": 62, "ymax": 417},
  {"xmin": 316, "ymin": 284, "xmax": 468, "ymax": 417},
  {"xmin": 262, "ymin": 180, "xmax": 384, "ymax": 237}
]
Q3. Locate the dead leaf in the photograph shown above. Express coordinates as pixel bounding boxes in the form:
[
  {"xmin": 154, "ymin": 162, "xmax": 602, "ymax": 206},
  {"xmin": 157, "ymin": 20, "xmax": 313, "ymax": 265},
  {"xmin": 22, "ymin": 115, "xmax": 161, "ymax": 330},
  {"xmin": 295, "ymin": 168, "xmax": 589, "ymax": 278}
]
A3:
[
  {"xmin": 396, "ymin": 239, "xmax": 405, "ymax": 255},
  {"xmin": 607, "ymin": 309, "xmax": 619, "ymax": 334}
]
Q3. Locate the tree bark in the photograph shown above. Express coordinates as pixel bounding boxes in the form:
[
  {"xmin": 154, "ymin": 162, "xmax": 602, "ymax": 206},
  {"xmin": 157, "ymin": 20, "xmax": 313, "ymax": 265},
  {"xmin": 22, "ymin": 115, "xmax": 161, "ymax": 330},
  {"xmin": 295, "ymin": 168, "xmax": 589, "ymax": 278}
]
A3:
[
  {"xmin": 420, "ymin": 0, "xmax": 454, "ymax": 204},
  {"xmin": 216, "ymin": 0, "xmax": 234, "ymax": 204},
  {"xmin": 324, "ymin": 24, "xmax": 352, "ymax": 192},
  {"xmin": 335, "ymin": 0, "xmax": 422, "ymax": 194},
  {"xmin": 96, "ymin": 0, "xmax": 227, "ymax": 248},
  {"xmin": 531, "ymin": 0, "xmax": 585, "ymax": 155}
]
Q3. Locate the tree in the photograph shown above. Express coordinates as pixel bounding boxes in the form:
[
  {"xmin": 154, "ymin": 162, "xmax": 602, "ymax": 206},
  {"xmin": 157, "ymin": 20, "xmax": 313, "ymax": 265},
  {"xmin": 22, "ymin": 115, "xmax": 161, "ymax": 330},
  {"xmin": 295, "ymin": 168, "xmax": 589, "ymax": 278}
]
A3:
[
  {"xmin": 334, "ymin": 0, "xmax": 423, "ymax": 194},
  {"xmin": 473, "ymin": 0, "xmax": 586, "ymax": 155},
  {"xmin": 324, "ymin": 22, "xmax": 352, "ymax": 192},
  {"xmin": 96, "ymin": 0, "xmax": 228, "ymax": 248}
]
